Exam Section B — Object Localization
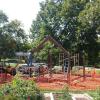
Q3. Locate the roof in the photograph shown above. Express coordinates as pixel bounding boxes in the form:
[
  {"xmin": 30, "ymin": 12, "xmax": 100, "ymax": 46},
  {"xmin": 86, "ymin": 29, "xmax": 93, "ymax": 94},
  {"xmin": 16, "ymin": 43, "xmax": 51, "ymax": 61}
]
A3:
[{"xmin": 32, "ymin": 35, "xmax": 69, "ymax": 55}]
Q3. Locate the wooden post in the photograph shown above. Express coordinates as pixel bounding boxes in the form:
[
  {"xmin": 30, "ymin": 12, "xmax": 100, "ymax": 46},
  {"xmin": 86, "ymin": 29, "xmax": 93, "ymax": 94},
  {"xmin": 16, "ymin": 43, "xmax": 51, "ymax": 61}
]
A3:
[
  {"xmin": 48, "ymin": 50, "xmax": 52, "ymax": 78},
  {"xmin": 29, "ymin": 67, "xmax": 32, "ymax": 77},
  {"xmin": 74, "ymin": 54, "xmax": 75, "ymax": 66},
  {"xmin": 83, "ymin": 66, "xmax": 86, "ymax": 81},
  {"xmin": 67, "ymin": 53, "xmax": 71, "ymax": 85},
  {"xmin": 83, "ymin": 53, "xmax": 86, "ymax": 81},
  {"xmin": 63, "ymin": 53, "xmax": 65, "ymax": 75},
  {"xmin": 50, "ymin": 52, "xmax": 52, "ymax": 78},
  {"xmin": 78, "ymin": 53, "xmax": 79, "ymax": 66},
  {"xmin": 59, "ymin": 53, "xmax": 60, "ymax": 67}
]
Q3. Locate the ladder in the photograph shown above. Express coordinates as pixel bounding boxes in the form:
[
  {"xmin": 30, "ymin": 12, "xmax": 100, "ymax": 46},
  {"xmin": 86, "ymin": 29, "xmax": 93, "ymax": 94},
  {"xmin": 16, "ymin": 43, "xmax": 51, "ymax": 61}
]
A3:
[{"xmin": 59, "ymin": 53, "xmax": 68, "ymax": 74}]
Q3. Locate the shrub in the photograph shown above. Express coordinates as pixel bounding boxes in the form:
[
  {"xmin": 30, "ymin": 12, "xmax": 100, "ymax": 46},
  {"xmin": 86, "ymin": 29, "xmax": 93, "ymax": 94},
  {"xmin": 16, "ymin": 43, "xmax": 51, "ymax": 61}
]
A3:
[
  {"xmin": 0, "ymin": 76, "xmax": 43, "ymax": 100},
  {"xmin": 59, "ymin": 86, "xmax": 72, "ymax": 100},
  {"xmin": 89, "ymin": 87, "xmax": 100, "ymax": 100}
]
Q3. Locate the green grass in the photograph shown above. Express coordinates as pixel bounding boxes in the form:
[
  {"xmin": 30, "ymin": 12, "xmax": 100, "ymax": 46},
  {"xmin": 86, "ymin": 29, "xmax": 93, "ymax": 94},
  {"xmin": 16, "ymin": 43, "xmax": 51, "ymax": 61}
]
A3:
[
  {"xmin": 0, "ymin": 62, "xmax": 18, "ymax": 67},
  {"xmin": 0, "ymin": 59, "xmax": 19, "ymax": 67},
  {"xmin": 96, "ymin": 69, "xmax": 100, "ymax": 74},
  {"xmin": 88, "ymin": 89, "xmax": 100, "ymax": 100},
  {"xmin": 6, "ymin": 63, "xmax": 17, "ymax": 67}
]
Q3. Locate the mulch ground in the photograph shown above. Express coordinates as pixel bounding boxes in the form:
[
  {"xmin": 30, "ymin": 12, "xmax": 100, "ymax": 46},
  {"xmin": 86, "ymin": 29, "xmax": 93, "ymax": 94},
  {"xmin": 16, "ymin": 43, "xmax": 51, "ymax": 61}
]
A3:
[
  {"xmin": 35, "ymin": 73, "xmax": 100, "ymax": 91},
  {"xmin": 0, "ymin": 72, "xmax": 100, "ymax": 91},
  {"xmin": 20, "ymin": 73, "xmax": 100, "ymax": 91}
]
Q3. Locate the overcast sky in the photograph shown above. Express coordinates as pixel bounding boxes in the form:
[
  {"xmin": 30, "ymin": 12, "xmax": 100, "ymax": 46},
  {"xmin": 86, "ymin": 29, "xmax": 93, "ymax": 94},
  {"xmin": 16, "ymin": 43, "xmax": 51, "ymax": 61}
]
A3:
[{"xmin": 0, "ymin": 0, "xmax": 45, "ymax": 33}]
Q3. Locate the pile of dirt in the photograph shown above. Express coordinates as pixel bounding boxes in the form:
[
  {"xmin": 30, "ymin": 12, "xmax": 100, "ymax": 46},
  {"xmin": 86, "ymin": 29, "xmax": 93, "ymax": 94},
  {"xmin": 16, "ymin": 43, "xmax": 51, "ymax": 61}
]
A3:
[{"xmin": 0, "ymin": 73, "xmax": 12, "ymax": 84}]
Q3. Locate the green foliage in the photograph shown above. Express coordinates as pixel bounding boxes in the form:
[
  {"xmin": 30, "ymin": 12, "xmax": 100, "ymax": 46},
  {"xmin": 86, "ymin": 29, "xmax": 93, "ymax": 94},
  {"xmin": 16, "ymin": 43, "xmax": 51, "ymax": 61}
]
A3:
[
  {"xmin": 0, "ymin": 11, "xmax": 30, "ymax": 60},
  {"xmin": 0, "ymin": 95, "xmax": 17, "ymax": 100},
  {"xmin": 31, "ymin": 0, "xmax": 100, "ymax": 66},
  {"xmin": 78, "ymin": 0, "xmax": 100, "ymax": 65},
  {"xmin": 88, "ymin": 87, "xmax": 100, "ymax": 100},
  {"xmin": 0, "ymin": 76, "xmax": 43, "ymax": 100},
  {"xmin": 0, "ymin": 10, "xmax": 8, "ymax": 24},
  {"xmin": 34, "ymin": 41, "xmax": 60, "ymax": 65},
  {"xmin": 59, "ymin": 86, "xmax": 72, "ymax": 100}
]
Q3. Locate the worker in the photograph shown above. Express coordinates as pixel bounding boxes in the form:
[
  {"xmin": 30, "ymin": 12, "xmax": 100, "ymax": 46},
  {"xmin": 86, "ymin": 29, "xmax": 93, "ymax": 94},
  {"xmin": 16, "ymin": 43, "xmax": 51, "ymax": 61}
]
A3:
[{"xmin": 27, "ymin": 51, "xmax": 33, "ymax": 67}]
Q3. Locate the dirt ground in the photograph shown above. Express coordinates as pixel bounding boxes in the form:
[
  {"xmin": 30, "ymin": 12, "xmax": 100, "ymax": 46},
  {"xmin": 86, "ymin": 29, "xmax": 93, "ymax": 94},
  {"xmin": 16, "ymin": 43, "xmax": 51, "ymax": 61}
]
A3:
[
  {"xmin": 0, "ymin": 72, "xmax": 100, "ymax": 91},
  {"xmin": 35, "ymin": 73, "xmax": 100, "ymax": 91}
]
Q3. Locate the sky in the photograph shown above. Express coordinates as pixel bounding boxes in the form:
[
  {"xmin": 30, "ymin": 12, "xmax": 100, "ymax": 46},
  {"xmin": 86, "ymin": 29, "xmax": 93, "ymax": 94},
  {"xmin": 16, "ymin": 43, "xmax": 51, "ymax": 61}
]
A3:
[{"xmin": 0, "ymin": 0, "xmax": 45, "ymax": 33}]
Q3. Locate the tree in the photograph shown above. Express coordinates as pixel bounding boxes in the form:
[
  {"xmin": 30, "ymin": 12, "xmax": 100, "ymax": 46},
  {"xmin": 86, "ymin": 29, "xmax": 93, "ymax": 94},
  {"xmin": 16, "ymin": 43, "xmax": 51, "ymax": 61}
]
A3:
[
  {"xmin": 78, "ymin": 0, "xmax": 100, "ymax": 65},
  {"xmin": 0, "ymin": 11, "xmax": 29, "ymax": 60},
  {"xmin": 31, "ymin": 0, "xmax": 100, "ymax": 65},
  {"xmin": 5, "ymin": 20, "xmax": 28, "ymax": 52},
  {"xmin": 0, "ymin": 10, "xmax": 8, "ymax": 25},
  {"xmin": 30, "ymin": 0, "xmax": 62, "ymax": 40},
  {"xmin": 0, "ymin": 10, "xmax": 9, "ymax": 60}
]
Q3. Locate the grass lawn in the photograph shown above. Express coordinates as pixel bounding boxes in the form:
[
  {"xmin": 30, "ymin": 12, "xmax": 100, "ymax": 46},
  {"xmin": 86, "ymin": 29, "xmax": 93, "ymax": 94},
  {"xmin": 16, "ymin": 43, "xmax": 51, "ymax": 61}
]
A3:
[
  {"xmin": 88, "ymin": 90, "xmax": 100, "ymax": 100},
  {"xmin": 95, "ymin": 69, "xmax": 100, "ymax": 74},
  {"xmin": 0, "ymin": 59, "xmax": 18, "ymax": 67},
  {"xmin": 7, "ymin": 63, "xmax": 18, "ymax": 67}
]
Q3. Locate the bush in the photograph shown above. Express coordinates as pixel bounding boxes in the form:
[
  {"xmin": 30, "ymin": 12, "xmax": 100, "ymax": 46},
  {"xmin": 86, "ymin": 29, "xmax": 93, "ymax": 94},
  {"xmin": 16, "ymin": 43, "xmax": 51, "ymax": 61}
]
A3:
[
  {"xmin": 0, "ymin": 76, "xmax": 43, "ymax": 100},
  {"xmin": 88, "ymin": 87, "xmax": 100, "ymax": 100},
  {"xmin": 59, "ymin": 86, "xmax": 72, "ymax": 100},
  {"xmin": 0, "ymin": 95, "xmax": 17, "ymax": 100}
]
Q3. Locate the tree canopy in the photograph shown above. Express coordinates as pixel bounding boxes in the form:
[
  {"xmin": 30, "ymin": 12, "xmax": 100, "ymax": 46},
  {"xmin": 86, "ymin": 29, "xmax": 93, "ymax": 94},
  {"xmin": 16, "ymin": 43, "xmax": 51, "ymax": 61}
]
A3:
[
  {"xmin": 0, "ymin": 10, "xmax": 30, "ymax": 60},
  {"xmin": 31, "ymin": 0, "xmax": 100, "ymax": 66}
]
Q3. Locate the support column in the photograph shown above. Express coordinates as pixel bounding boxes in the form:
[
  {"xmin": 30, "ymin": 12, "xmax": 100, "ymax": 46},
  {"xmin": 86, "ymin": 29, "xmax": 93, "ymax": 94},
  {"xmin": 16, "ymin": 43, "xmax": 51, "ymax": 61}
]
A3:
[
  {"xmin": 83, "ymin": 53, "xmax": 86, "ymax": 81},
  {"xmin": 67, "ymin": 52, "xmax": 71, "ymax": 85},
  {"xmin": 83, "ymin": 66, "xmax": 86, "ymax": 81},
  {"xmin": 48, "ymin": 50, "xmax": 52, "ymax": 78}
]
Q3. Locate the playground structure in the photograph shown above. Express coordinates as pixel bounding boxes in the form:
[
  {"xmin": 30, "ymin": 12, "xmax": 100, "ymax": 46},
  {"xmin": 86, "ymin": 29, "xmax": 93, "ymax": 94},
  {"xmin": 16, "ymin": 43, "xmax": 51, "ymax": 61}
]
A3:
[
  {"xmin": 0, "ymin": 35, "xmax": 100, "ymax": 90},
  {"xmin": 17, "ymin": 36, "xmax": 99, "ymax": 82},
  {"xmin": 29, "ymin": 35, "xmax": 87, "ymax": 84},
  {"xmin": 27, "ymin": 35, "xmax": 99, "ymax": 91}
]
